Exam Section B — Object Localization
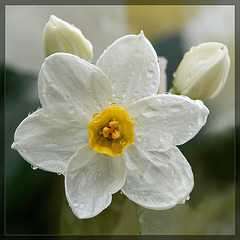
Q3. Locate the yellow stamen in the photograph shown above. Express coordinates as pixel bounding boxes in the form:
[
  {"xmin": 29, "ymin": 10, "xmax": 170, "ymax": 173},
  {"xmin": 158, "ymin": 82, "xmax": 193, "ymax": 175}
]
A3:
[
  {"xmin": 102, "ymin": 127, "xmax": 111, "ymax": 138},
  {"xmin": 109, "ymin": 121, "xmax": 119, "ymax": 130},
  {"xmin": 111, "ymin": 130, "xmax": 120, "ymax": 139}
]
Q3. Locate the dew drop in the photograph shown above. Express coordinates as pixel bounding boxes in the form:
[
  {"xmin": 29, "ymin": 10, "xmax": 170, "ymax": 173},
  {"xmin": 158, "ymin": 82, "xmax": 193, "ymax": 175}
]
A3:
[
  {"xmin": 11, "ymin": 142, "xmax": 17, "ymax": 149},
  {"xmin": 73, "ymin": 201, "xmax": 79, "ymax": 207},
  {"xmin": 181, "ymin": 199, "xmax": 186, "ymax": 204},
  {"xmin": 112, "ymin": 82, "xmax": 117, "ymax": 89},
  {"xmin": 83, "ymin": 104, "xmax": 90, "ymax": 111},
  {"xmin": 93, "ymin": 113, "xmax": 100, "ymax": 119},
  {"xmin": 182, "ymin": 95, "xmax": 190, "ymax": 100},
  {"xmin": 68, "ymin": 106, "xmax": 76, "ymax": 114},
  {"xmin": 133, "ymin": 91, "xmax": 139, "ymax": 98},
  {"xmin": 73, "ymin": 139, "xmax": 79, "ymax": 144},
  {"xmin": 174, "ymin": 177, "xmax": 179, "ymax": 183},
  {"xmin": 120, "ymin": 191, "xmax": 123, "ymax": 195},
  {"xmin": 97, "ymin": 168, "xmax": 101, "ymax": 175},
  {"xmin": 186, "ymin": 75, "xmax": 191, "ymax": 82},
  {"xmin": 149, "ymin": 147, "xmax": 156, "ymax": 151},
  {"xmin": 28, "ymin": 111, "xmax": 34, "ymax": 116},
  {"xmin": 70, "ymin": 120, "xmax": 77, "ymax": 125},
  {"xmin": 57, "ymin": 172, "xmax": 61, "ymax": 175},
  {"xmin": 31, "ymin": 165, "xmax": 38, "ymax": 170},
  {"xmin": 136, "ymin": 135, "xmax": 143, "ymax": 143},
  {"xmin": 186, "ymin": 195, "xmax": 190, "ymax": 201},
  {"xmin": 189, "ymin": 131, "xmax": 194, "ymax": 136},
  {"xmin": 43, "ymin": 143, "xmax": 58, "ymax": 148},
  {"xmin": 120, "ymin": 140, "xmax": 127, "ymax": 145},
  {"xmin": 195, "ymin": 100, "xmax": 204, "ymax": 108},
  {"xmin": 141, "ymin": 138, "xmax": 149, "ymax": 148},
  {"xmin": 79, "ymin": 203, "xmax": 85, "ymax": 209},
  {"xmin": 82, "ymin": 108, "xmax": 88, "ymax": 114}
]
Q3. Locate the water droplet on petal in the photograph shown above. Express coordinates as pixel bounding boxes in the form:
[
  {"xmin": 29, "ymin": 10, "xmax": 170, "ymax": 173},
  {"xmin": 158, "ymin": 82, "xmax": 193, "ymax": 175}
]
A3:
[
  {"xmin": 195, "ymin": 100, "xmax": 204, "ymax": 108},
  {"xmin": 57, "ymin": 172, "xmax": 61, "ymax": 175},
  {"xmin": 79, "ymin": 203, "xmax": 85, "ymax": 209},
  {"xmin": 11, "ymin": 142, "xmax": 17, "ymax": 149},
  {"xmin": 174, "ymin": 177, "xmax": 180, "ymax": 183},
  {"xmin": 120, "ymin": 191, "xmax": 123, "ymax": 195},
  {"xmin": 69, "ymin": 106, "xmax": 76, "ymax": 114},
  {"xmin": 28, "ymin": 111, "xmax": 34, "ymax": 116},
  {"xmin": 141, "ymin": 138, "xmax": 149, "ymax": 148},
  {"xmin": 82, "ymin": 104, "xmax": 90, "ymax": 114},
  {"xmin": 182, "ymin": 95, "xmax": 190, "ymax": 100},
  {"xmin": 186, "ymin": 75, "xmax": 191, "ymax": 83},
  {"xmin": 73, "ymin": 201, "xmax": 79, "ymax": 207},
  {"xmin": 31, "ymin": 165, "xmax": 38, "ymax": 170}
]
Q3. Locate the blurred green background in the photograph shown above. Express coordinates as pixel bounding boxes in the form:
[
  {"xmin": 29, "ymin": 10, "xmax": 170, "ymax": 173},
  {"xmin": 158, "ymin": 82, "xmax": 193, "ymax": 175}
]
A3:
[{"xmin": 5, "ymin": 4, "xmax": 235, "ymax": 235}]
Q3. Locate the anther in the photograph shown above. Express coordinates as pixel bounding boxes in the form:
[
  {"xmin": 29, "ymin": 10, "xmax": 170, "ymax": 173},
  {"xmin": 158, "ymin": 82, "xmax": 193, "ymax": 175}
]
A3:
[
  {"xmin": 102, "ymin": 127, "xmax": 111, "ymax": 138},
  {"xmin": 109, "ymin": 121, "xmax": 119, "ymax": 129},
  {"xmin": 111, "ymin": 130, "xmax": 120, "ymax": 139}
]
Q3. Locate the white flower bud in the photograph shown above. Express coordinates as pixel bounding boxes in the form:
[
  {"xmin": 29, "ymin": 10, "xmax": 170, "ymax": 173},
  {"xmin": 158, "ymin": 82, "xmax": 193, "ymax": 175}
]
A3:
[
  {"xmin": 172, "ymin": 42, "xmax": 230, "ymax": 101},
  {"xmin": 42, "ymin": 15, "xmax": 93, "ymax": 61}
]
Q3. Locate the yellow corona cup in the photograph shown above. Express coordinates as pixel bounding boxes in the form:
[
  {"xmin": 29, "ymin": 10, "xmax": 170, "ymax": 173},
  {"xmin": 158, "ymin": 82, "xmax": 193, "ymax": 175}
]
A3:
[
  {"xmin": 42, "ymin": 15, "xmax": 93, "ymax": 61},
  {"xmin": 172, "ymin": 42, "xmax": 230, "ymax": 101},
  {"xmin": 88, "ymin": 105, "xmax": 135, "ymax": 157}
]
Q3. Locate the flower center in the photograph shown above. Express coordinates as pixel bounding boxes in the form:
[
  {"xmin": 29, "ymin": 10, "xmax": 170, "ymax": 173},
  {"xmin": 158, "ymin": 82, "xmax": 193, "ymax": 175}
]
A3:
[
  {"xmin": 102, "ymin": 120, "xmax": 120, "ymax": 139},
  {"xmin": 88, "ymin": 105, "xmax": 135, "ymax": 157}
]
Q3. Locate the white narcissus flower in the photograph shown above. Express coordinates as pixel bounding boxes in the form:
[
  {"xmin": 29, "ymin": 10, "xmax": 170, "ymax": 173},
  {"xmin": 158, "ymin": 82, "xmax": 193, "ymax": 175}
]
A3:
[
  {"xmin": 42, "ymin": 15, "xmax": 93, "ymax": 61},
  {"xmin": 172, "ymin": 42, "xmax": 230, "ymax": 101},
  {"xmin": 12, "ymin": 31, "xmax": 209, "ymax": 219}
]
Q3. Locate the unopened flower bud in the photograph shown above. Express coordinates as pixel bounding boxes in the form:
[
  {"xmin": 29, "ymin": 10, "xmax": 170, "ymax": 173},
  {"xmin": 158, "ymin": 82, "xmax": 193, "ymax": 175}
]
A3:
[
  {"xmin": 42, "ymin": 15, "xmax": 93, "ymax": 61},
  {"xmin": 171, "ymin": 42, "xmax": 230, "ymax": 101}
]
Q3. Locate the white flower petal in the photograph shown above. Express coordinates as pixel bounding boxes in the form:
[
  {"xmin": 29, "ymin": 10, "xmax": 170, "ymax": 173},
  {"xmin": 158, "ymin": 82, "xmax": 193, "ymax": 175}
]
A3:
[
  {"xmin": 122, "ymin": 144, "xmax": 194, "ymax": 210},
  {"xmin": 65, "ymin": 146, "xmax": 126, "ymax": 219},
  {"xmin": 12, "ymin": 109, "xmax": 88, "ymax": 174},
  {"xmin": 96, "ymin": 31, "xmax": 160, "ymax": 108},
  {"xmin": 39, "ymin": 53, "xmax": 113, "ymax": 124},
  {"xmin": 128, "ymin": 94, "xmax": 209, "ymax": 151}
]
